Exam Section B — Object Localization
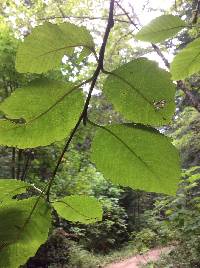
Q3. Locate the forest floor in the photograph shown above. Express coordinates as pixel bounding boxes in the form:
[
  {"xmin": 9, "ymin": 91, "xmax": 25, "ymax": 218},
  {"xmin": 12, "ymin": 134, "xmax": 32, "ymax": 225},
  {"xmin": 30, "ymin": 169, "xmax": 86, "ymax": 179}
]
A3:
[{"xmin": 105, "ymin": 246, "xmax": 172, "ymax": 268}]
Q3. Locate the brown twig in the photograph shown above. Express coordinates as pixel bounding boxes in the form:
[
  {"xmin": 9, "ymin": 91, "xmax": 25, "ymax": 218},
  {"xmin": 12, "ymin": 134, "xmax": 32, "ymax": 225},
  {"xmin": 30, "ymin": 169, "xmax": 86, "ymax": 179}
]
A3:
[
  {"xmin": 38, "ymin": 15, "xmax": 129, "ymax": 24},
  {"xmin": 116, "ymin": 2, "xmax": 139, "ymax": 29},
  {"xmin": 46, "ymin": 0, "xmax": 115, "ymax": 201},
  {"xmin": 11, "ymin": 148, "xmax": 16, "ymax": 179},
  {"xmin": 16, "ymin": 149, "xmax": 23, "ymax": 180},
  {"xmin": 192, "ymin": 0, "xmax": 200, "ymax": 24},
  {"xmin": 117, "ymin": 3, "xmax": 200, "ymax": 113},
  {"xmin": 21, "ymin": 151, "xmax": 33, "ymax": 181}
]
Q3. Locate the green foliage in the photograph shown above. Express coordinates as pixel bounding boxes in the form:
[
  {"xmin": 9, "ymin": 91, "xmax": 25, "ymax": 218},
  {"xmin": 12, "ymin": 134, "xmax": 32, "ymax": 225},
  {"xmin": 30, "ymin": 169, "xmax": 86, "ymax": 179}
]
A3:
[
  {"xmin": 135, "ymin": 15, "xmax": 186, "ymax": 43},
  {"xmin": 91, "ymin": 124, "xmax": 180, "ymax": 194},
  {"xmin": 53, "ymin": 195, "xmax": 103, "ymax": 224},
  {"xmin": 0, "ymin": 197, "xmax": 51, "ymax": 268},
  {"xmin": 16, "ymin": 22, "xmax": 94, "ymax": 74},
  {"xmin": 103, "ymin": 58, "xmax": 176, "ymax": 126},
  {"xmin": 67, "ymin": 243, "xmax": 103, "ymax": 268},
  {"xmin": 26, "ymin": 232, "xmax": 75, "ymax": 267},
  {"xmin": 130, "ymin": 228, "xmax": 158, "ymax": 253},
  {"xmin": 143, "ymin": 167, "xmax": 200, "ymax": 267},
  {"xmin": 79, "ymin": 198, "xmax": 129, "ymax": 252},
  {"xmin": 0, "ymin": 79, "xmax": 84, "ymax": 148},
  {"xmin": 0, "ymin": 179, "xmax": 30, "ymax": 203},
  {"xmin": 0, "ymin": 3, "xmax": 186, "ymax": 266},
  {"xmin": 169, "ymin": 107, "xmax": 200, "ymax": 168},
  {"xmin": 171, "ymin": 37, "xmax": 200, "ymax": 80}
]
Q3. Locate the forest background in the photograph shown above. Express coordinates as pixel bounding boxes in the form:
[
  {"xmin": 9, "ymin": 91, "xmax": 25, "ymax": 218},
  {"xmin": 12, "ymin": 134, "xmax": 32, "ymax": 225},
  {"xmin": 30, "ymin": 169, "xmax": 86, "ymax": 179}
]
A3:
[{"xmin": 1, "ymin": 0, "xmax": 200, "ymax": 267}]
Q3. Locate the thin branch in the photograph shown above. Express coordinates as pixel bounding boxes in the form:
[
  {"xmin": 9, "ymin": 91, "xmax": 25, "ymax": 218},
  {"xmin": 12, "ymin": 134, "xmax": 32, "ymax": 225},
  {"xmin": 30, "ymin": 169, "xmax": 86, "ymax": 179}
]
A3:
[
  {"xmin": 38, "ymin": 15, "xmax": 129, "ymax": 24},
  {"xmin": 11, "ymin": 147, "xmax": 16, "ymax": 179},
  {"xmin": 16, "ymin": 149, "xmax": 23, "ymax": 180},
  {"xmin": 192, "ymin": 0, "xmax": 200, "ymax": 24},
  {"xmin": 151, "ymin": 43, "xmax": 170, "ymax": 69},
  {"xmin": 46, "ymin": 0, "xmax": 115, "ymax": 201},
  {"xmin": 118, "ymin": 3, "xmax": 200, "ymax": 113},
  {"xmin": 108, "ymin": 30, "xmax": 134, "ymax": 64},
  {"xmin": 116, "ymin": 2, "xmax": 139, "ymax": 29},
  {"xmin": 21, "ymin": 151, "xmax": 33, "ymax": 181},
  {"xmin": 57, "ymin": 3, "xmax": 66, "ymax": 18},
  {"xmin": 30, "ymin": 184, "xmax": 43, "ymax": 194},
  {"xmin": 177, "ymin": 80, "xmax": 200, "ymax": 111}
]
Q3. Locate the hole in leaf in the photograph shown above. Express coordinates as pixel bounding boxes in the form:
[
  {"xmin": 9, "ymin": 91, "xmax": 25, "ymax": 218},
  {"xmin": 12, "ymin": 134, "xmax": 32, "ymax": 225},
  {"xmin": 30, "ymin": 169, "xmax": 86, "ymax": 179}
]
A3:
[{"xmin": 153, "ymin": 99, "xmax": 167, "ymax": 110}]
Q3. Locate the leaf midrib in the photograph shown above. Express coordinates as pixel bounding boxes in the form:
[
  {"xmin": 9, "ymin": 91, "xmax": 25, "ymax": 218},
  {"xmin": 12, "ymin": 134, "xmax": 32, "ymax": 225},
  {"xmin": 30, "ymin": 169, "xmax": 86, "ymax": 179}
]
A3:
[
  {"xmin": 99, "ymin": 125, "xmax": 161, "ymax": 181},
  {"xmin": 0, "ymin": 85, "xmax": 81, "ymax": 133},
  {"xmin": 56, "ymin": 200, "xmax": 97, "ymax": 222},
  {"xmin": 137, "ymin": 25, "xmax": 186, "ymax": 38},
  {"xmin": 108, "ymin": 71, "xmax": 170, "ymax": 122}
]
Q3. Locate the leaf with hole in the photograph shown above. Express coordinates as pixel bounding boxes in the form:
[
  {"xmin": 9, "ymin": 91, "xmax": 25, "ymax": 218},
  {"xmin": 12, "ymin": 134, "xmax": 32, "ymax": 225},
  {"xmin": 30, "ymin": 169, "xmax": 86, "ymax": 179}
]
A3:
[
  {"xmin": 170, "ymin": 37, "xmax": 200, "ymax": 80},
  {"xmin": 103, "ymin": 58, "xmax": 175, "ymax": 126},
  {"xmin": 15, "ymin": 22, "xmax": 95, "ymax": 74},
  {"xmin": 135, "ymin": 15, "xmax": 186, "ymax": 43},
  {"xmin": 91, "ymin": 124, "xmax": 180, "ymax": 195},
  {"xmin": 0, "ymin": 197, "xmax": 51, "ymax": 268},
  {"xmin": 0, "ymin": 79, "xmax": 84, "ymax": 148},
  {"xmin": 0, "ymin": 179, "xmax": 31, "ymax": 204},
  {"xmin": 53, "ymin": 195, "xmax": 103, "ymax": 224}
]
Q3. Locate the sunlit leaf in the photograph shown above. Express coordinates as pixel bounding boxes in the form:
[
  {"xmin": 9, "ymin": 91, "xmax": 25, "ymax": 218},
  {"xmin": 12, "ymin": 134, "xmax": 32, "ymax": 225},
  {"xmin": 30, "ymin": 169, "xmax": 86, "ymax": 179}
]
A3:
[
  {"xmin": 0, "ymin": 197, "xmax": 51, "ymax": 268},
  {"xmin": 0, "ymin": 179, "xmax": 31, "ymax": 204},
  {"xmin": 0, "ymin": 79, "xmax": 84, "ymax": 148},
  {"xmin": 135, "ymin": 15, "xmax": 186, "ymax": 43},
  {"xmin": 103, "ymin": 58, "xmax": 175, "ymax": 126},
  {"xmin": 91, "ymin": 124, "xmax": 180, "ymax": 195},
  {"xmin": 170, "ymin": 37, "xmax": 200, "ymax": 80},
  {"xmin": 53, "ymin": 195, "xmax": 103, "ymax": 224},
  {"xmin": 16, "ymin": 22, "xmax": 95, "ymax": 74}
]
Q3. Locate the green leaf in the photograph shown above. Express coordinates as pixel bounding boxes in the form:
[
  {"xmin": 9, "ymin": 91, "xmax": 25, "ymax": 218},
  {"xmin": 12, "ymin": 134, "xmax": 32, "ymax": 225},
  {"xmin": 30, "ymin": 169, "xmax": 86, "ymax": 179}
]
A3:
[
  {"xmin": 0, "ymin": 179, "xmax": 30, "ymax": 204},
  {"xmin": 170, "ymin": 37, "xmax": 200, "ymax": 80},
  {"xmin": 0, "ymin": 197, "xmax": 51, "ymax": 268},
  {"xmin": 103, "ymin": 58, "xmax": 175, "ymax": 126},
  {"xmin": 53, "ymin": 195, "xmax": 103, "ymax": 224},
  {"xmin": 0, "ymin": 79, "xmax": 84, "ymax": 148},
  {"xmin": 188, "ymin": 174, "xmax": 200, "ymax": 183},
  {"xmin": 91, "ymin": 124, "xmax": 180, "ymax": 195},
  {"xmin": 135, "ymin": 15, "xmax": 186, "ymax": 43},
  {"xmin": 16, "ymin": 22, "xmax": 94, "ymax": 74}
]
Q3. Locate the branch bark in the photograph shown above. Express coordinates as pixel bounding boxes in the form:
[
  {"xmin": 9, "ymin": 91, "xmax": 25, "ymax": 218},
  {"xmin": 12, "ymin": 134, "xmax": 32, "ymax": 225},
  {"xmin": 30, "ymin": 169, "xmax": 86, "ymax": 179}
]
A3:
[
  {"xmin": 38, "ymin": 15, "xmax": 129, "ymax": 24},
  {"xmin": 117, "ymin": 3, "xmax": 200, "ymax": 113},
  {"xmin": 46, "ymin": 0, "xmax": 115, "ymax": 201},
  {"xmin": 11, "ymin": 147, "xmax": 16, "ymax": 179}
]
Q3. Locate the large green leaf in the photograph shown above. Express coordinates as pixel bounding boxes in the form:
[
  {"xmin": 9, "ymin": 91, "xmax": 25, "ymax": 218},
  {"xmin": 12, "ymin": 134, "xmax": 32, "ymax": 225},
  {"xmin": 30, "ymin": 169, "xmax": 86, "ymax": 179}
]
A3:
[
  {"xmin": 16, "ymin": 22, "xmax": 94, "ymax": 74},
  {"xmin": 0, "ymin": 79, "xmax": 84, "ymax": 148},
  {"xmin": 91, "ymin": 124, "xmax": 180, "ymax": 195},
  {"xmin": 135, "ymin": 15, "xmax": 186, "ymax": 43},
  {"xmin": 0, "ymin": 179, "xmax": 30, "ymax": 204},
  {"xmin": 0, "ymin": 197, "xmax": 51, "ymax": 268},
  {"xmin": 170, "ymin": 37, "xmax": 200, "ymax": 80},
  {"xmin": 103, "ymin": 58, "xmax": 175, "ymax": 126},
  {"xmin": 53, "ymin": 195, "xmax": 103, "ymax": 224}
]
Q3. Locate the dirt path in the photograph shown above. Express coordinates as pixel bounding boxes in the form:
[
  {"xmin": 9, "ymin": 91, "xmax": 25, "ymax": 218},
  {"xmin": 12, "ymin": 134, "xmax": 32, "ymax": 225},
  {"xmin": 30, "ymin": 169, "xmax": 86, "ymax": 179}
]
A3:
[{"xmin": 105, "ymin": 247, "xmax": 171, "ymax": 268}]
